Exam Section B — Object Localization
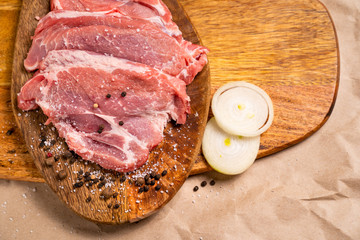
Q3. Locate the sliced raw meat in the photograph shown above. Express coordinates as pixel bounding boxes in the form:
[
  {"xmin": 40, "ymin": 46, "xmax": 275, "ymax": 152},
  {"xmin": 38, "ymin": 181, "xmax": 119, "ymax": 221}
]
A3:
[
  {"xmin": 24, "ymin": 20, "xmax": 208, "ymax": 84},
  {"xmin": 18, "ymin": 50, "xmax": 190, "ymax": 172},
  {"xmin": 51, "ymin": 0, "xmax": 178, "ymax": 38},
  {"xmin": 35, "ymin": 10, "xmax": 182, "ymax": 40},
  {"xmin": 51, "ymin": 0, "xmax": 172, "ymax": 22}
]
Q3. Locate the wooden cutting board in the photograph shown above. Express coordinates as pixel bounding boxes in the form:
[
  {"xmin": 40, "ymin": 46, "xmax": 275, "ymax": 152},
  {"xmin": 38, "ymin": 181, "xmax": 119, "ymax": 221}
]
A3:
[
  {"xmin": 10, "ymin": 0, "xmax": 211, "ymax": 224},
  {"xmin": 0, "ymin": 0, "xmax": 337, "ymax": 218}
]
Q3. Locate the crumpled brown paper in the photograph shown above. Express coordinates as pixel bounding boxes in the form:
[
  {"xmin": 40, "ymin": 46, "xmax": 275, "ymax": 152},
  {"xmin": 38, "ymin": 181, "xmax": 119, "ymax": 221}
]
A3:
[{"xmin": 1, "ymin": 0, "xmax": 360, "ymax": 239}]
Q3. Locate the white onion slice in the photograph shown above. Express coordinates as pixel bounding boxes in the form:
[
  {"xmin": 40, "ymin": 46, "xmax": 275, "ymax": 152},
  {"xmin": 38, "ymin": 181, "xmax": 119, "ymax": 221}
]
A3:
[
  {"xmin": 212, "ymin": 81, "xmax": 274, "ymax": 137},
  {"xmin": 202, "ymin": 118, "xmax": 260, "ymax": 175}
]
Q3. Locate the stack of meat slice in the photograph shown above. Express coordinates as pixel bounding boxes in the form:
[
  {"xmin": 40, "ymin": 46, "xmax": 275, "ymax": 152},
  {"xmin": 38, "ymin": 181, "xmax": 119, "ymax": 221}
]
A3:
[{"xmin": 18, "ymin": 0, "xmax": 208, "ymax": 172}]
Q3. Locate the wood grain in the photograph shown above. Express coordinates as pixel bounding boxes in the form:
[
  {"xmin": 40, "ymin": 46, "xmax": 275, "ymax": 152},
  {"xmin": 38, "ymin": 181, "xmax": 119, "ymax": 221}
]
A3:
[
  {"xmin": 187, "ymin": 0, "xmax": 339, "ymax": 174},
  {"xmin": 10, "ymin": 0, "xmax": 210, "ymax": 224},
  {"xmin": 0, "ymin": 0, "xmax": 338, "ymax": 183}
]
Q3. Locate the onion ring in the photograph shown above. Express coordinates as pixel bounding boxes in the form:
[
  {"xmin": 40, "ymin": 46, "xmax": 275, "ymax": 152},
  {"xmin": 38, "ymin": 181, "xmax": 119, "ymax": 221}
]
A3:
[
  {"xmin": 202, "ymin": 118, "xmax": 260, "ymax": 175},
  {"xmin": 211, "ymin": 81, "xmax": 274, "ymax": 137}
]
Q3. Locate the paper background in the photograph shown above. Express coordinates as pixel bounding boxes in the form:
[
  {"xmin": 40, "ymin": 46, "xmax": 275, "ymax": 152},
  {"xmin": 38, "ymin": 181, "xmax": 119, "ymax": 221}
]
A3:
[{"xmin": 1, "ymin": 0, "xmax": 359, "ymax": 239}]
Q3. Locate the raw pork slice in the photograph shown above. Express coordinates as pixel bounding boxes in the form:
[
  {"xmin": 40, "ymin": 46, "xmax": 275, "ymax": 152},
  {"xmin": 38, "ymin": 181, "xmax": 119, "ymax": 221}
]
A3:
[
  {"xmin": 51, "ymin": 0, "xmax": 172, "ymax": 22},
  {"xmin": 24, "ymin": 18, "xmax": 208, "ymax": 84},
  {"xmin": 18, "ymin": 50, "xmax": 190, "ymax": 172},
  {"xmin": 51, "ymin": 0, "xmax": 179, "ymax": 40},
  {"xmin": 34, "ymin": 10, "xmax": 182, "ymax": 45}
]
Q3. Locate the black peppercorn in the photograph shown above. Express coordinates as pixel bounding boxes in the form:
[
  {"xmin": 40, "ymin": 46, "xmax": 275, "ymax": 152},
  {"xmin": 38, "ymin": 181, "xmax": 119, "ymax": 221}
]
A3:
[
  {"xmin": 161, "ymin": 170, "xmax": 167, "ymax": 176},
  {"xmin": 73, "ymin": 181, "xmax": 84, "ymax": 188},
  {"xmin": 135, "ymin": 177, "xmax": 145, "ymax": 186},
  {"xmin": 6, "ymin": 128, "xmax": 14, "ymax": 136},
  {"xmin": 97, "ymin": 124, "xmax": 104, "ymax": 134},
  {"xmin": 201, "ymin": 181, "xmax": 207, "ymax": 187},
  {"xmin": 144, "ymin": 175, "xmax": 150, "ymax": 181}
]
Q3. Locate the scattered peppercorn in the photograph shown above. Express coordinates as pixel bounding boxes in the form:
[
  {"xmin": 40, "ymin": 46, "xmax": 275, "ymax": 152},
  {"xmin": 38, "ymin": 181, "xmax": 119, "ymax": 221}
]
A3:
[
  {"xmin": 106, "ymin": 93, "xmax": 111, "ymax": 98},
  {"xmin": 150, "ymin": 180, "xmax": 155, "ymax": 186},
  {"xmin": 86, "ymin": 196, "xmax": 92, "ymax": 203},
  {"xmin": 97, "ymin": 124, "xmax": 104, "ymax": 134},
  {"xmin": 69, "ymin": 157, "xmax": 76, "ymax": 164},
  {"xmin": 161, "ymin": 170, "xmax": 167, "ymax": 176},
  {"xmin": 144, "ymin": 175, "xmax": 150, "ymax": 181},
  {"xmin": 77, "ymin": 175, "xmax": 83, "ymax": 181},
  {"xmin": 107, "ymin": 203, "xmax": 112, "ymax": 208},
  {"xmin": 155, "ymin": 185, "xmax": 161, "ymax": 191},
  {"xmin": 84, "ymin": 176, "xmax": 91, "ymax": 182},
  {"xmin": 150, "ymin": 172, "xmax": 156, "ymax": 179},
  {"xmin": 113, "ymin": 192, "xmax": 118, "ymax": 198},
  {"xmin": 135, "ymin": 177, "xmax": 145, "ymax": 186},
  {"xmin": 101, "ymin": 188, "xmax": 113, "ymax": 200},
  {"xmin": 93, "ymin": 178, "xmax": 100, "ymax": 184},
  {"xmin": 6, "ymin": 128, "xmax": 14, "ymax": 136},
  {"xmin": 97, "ymin": 183, "xmax": 104, "ymax": 188},
  {"xmin": 39, "ymin": 140, "xmax": 45, "ymax": 148},
  {"xmin": 118, "ymin": 121, "xmax": 124, "ymax": 126},
  {"xmin": 201, "ymin": 181, "xmax": 207, "ymax": 187},
  {"xmin": 99, "ymin": 175, "xmax": 105, "ymax": 181},
  {"xmin": 58, "ymin": 170, "xmax": 67, "ymax": 180},
  {"xmin": 144, "ymin": 185, "xmax": 149, "ymax": 192},
  {"xmin": 121, "ymin": 91, "xmax": 127, "ymax": 97},
  {"xmin": 114, "ymin": 204, "xmax": 120, "ymax": 209},
  {"xmin": 154, "ymin": 174, "xmax": 161, "ymax": 180},
  {"xmin": 138, "ymin": 187, "xmax": 144, "ymax": 194},
  {"xmin": 210, "ymin": 180, "xmax": 216, "ymax": 186},
  {"xmin": 54, "ymin": 156, "xmax": 60, "ymax": 162},
  {"xmin": 73, "ymin": 181, "xmax": 84, "ymax": 188},
  {"xmin": 193, "ymin": 186, "xmax": 199, "ymax": 192}
]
